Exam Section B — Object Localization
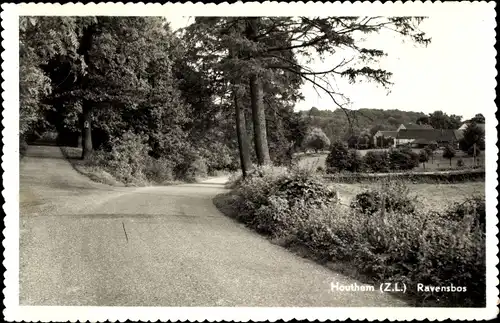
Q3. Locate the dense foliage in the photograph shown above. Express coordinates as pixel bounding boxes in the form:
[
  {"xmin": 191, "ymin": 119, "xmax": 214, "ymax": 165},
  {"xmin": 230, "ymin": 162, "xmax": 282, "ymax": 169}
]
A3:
[
  {"xmin": 388, "ymin": 146, "xmax": 420, "ymax": 171},
  {"xmin": 362, "ymin": 150, "xmax": 390, "ymax": 172},
  {"xmin": 303, "ymin": 127, "xmax": 331, "ymax": 152},
  {"xmin": 460, "ymin": 122, "xmax": 485, "ymax": 152},
  {"xmin": 227, "ymin": 166, "xmax": 339, "ymax": 235},
  {"xmin": 325, "ymin": 141, "xmax": 351, "ymax": 172}
]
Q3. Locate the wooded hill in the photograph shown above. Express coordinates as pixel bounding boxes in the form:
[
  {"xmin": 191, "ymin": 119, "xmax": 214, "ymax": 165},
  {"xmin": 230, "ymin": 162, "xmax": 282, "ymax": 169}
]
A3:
[{"xmin": 298, "ymin": 107, "xmax": 427, "ymax": 141}]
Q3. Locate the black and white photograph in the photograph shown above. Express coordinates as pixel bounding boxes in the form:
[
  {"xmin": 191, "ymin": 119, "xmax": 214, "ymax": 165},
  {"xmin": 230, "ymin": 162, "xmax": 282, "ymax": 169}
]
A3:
[{"xmin": 2, "ymin": 2, "xmax": 497, "ymax": 322}]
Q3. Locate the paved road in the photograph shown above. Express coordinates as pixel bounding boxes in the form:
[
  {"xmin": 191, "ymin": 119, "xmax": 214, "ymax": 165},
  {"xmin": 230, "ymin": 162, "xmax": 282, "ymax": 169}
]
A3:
[{"xmin": 20, "ymin": 145, "xmax": 407, "ymax": 306}]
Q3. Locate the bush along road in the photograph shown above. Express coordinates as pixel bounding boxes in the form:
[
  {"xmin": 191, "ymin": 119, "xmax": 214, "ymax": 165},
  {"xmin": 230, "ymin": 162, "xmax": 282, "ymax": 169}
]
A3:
[{"xmin": 216, "ymin": 166, "xmax": 486, "ymax": 307}]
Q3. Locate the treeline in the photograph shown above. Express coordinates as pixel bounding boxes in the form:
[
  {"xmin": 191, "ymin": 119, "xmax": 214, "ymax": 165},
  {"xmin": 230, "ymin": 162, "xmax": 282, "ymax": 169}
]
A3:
[
  {"xmin": 21, "ymin": 16, "xmax": 430, "ymax": 181},
  {"xmin": 299, "ymin": 107, "xmax": 426, "ymax": 142},
  {"xmin": 298, "ymin": 107, "xmax": 479, "ymax": 145}
]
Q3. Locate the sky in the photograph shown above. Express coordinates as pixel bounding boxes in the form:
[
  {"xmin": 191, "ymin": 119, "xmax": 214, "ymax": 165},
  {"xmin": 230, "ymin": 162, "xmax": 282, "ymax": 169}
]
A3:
[{"xmin": 166, "ymin": 13, "xmax": 494, "ymax": 120}]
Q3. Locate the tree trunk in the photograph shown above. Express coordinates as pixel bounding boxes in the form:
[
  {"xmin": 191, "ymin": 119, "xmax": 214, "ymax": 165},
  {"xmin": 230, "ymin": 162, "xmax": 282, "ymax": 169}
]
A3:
[
  {"xmin": 246, "ymin": 17, "xmax": 271, "ymax": 166},
  {"xmin": 81, "ymin": 101, "xmax": 93, "ymax": 160},
  {"xmin": 234, "ymin": 89, "xmax": 252, "ymax": 177},
  {"xmin": 249, "ymin": 75, "xmax": 271, "ymax": 165}
]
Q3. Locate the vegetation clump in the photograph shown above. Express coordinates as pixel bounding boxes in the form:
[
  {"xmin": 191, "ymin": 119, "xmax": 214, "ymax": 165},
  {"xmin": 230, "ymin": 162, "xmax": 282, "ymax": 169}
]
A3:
[
  {"xmin": 230, "ymin": 166, "xmax": 338, "ymax": 235},
  {"xmin": 349, "ymin": 181, "xmax": 417, "ymax": 215},
  {"xmin": 362, "ymin": 150, "xmax": 390, "ymax": 172}
]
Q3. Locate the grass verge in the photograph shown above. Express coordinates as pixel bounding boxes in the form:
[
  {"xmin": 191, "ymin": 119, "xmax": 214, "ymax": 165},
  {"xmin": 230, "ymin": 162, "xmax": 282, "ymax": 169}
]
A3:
[
  {"xmin": 60, "ymin": 146, "xmax": 127, "ymax": 186},
  {"xmin": 60, "ymin": 146, "xmax": 213, "ymax": 186}
]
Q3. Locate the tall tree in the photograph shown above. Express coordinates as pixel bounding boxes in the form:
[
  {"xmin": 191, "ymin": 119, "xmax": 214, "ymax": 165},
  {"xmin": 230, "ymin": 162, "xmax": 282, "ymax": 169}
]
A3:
[
  {"xmin": 428, "ymin": 110, "xmax": 462, "ymax": 129},
  {"xmin": 233, "ymin": 86, "xmax": 253, "ymax": 176},
  {"xmin": 53, "ymin": 17, "xmax": 185, "ymax": 159},
  {"xmin": 184, "ymin": 16, "xmax": 430, "ymax": 171},
  {"xmin": 443, "ymin": 144, "xmax": 456, "ymax": 166},
  {"xmin": 416, "ymin": 115, "xmax": 430, "ymax": 125},
  {"xmin": 182, "ymin": 17, "xmax": 304, "ymax": 170},
  {"xmin": 469, "ymin": 113, "xmax": 485, "ymax": 124},
  {"xmin": 36, "ymin": 17, "xmax": 191, "ymax": 162},
  {"xmin": 460, "ymin": 122, "xmax": 485, "ymax": 151},
  {"xmin": 19, "ymin": 16, "xmax": 91, "ymax": 136},
  {"xmin": 245, "ymin": 18, "xmax": 272, "ymax": 165}
]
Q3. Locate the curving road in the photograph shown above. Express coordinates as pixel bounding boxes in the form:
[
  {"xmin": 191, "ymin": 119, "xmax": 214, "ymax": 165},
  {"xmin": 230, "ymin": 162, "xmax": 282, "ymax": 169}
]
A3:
[{"xmin": 20, "ymin": 145, "xmax": 408, "ymax": 306}]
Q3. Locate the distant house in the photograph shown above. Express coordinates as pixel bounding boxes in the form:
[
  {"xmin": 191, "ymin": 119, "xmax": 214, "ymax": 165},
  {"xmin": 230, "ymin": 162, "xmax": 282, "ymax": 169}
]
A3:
[
  {"xmin": 396, "ymin": 129, "xmax": 460, "ymax": 148},
  {"xmin": 397, "ymin": 123, "xmax": 434, "ymax": 132},
  {"xmin": 373, "ymin": 130, "xmax": 398, "ymax": 147}
]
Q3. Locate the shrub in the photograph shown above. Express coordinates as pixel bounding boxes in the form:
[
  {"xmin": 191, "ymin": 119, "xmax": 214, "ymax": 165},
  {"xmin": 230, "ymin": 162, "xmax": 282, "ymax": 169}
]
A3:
[
  {"xmin": 457, "ymin": 158, "xmax": 465, "ymax": 167},
  {"xmin": 346, "ymin": 149, "xmax": 364, "ymax": 172},
  {"xmin": 301, "ymin": 193, "xmax": 485, "ymax": 306},
  {"xmin": 363, "ymin": 150, "xmax": 390, "ymax": 172},
  {"xmin": 389, "ymin": 147, "xmax": 419, "ymax": 171},
  {"xmin": 40, "ymin": 131, "xmax": 58, "ymax": 142},
  {"xmin": 144, "ymin": 157, "xmax": 174, "ymax": 183},
  {"xmin": 325, "ymin": 141, "xmax": 350, "ymax": 173},
  {"xmin": 232, "ymin": 166, "xmax": 338, "ymax": 235},
  {"xmin": 174, "ymin": 150, "xmax": 208, "ymax": 182},
  {"xmin": 419, "ymin": 150, "xmax": 429, "ymax": 163},
  {"xmin": 105, "ymin": 131, "xmax": 150, "ymax": 183},
  {"xmin": 442, "ymin": 196, "xmax": 485, "ymax": 227},
  {"xmin": 349, "ymin": 180, "xmax": 417, "ymax": 215},
  {"xmin": 350, "ymin": 206, "xmax": 486, "ymax": 306},
  {"xmin": 225, "ymin": 171, "xmax": 244, "ymax": 189},
  {"xmin": 303, "ymin": 127, "xmax": 331, "ymax": 153},
  {"xmin": 198, "ymin": 141, "xmax": 234, "ymax": 174}
]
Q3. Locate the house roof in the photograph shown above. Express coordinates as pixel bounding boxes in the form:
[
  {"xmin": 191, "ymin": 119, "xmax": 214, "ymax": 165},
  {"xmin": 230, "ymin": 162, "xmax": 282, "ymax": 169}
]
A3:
[
  {"xmin": 397, "ymin": 129, "xmax": 459, "ymax": 142},
  {"xmin": 375, "ymin": 130, "xmax": 398, "ymax": 137},
  {"xmin": 401, "ymin": 123, "xmax": 434, "ymax": 130},
  {"xmin": 412, "ymin": 138, "xmax": 433, "ymax": 145}
]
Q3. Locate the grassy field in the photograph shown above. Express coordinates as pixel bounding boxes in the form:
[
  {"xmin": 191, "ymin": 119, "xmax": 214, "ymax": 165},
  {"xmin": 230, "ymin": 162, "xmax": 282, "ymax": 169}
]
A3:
[
  {"xmin": 297, "ymin": 149, "xmax": 484, "ymax": 172},
  {"xmin": 333, "ymin": 181, "xmax": 485, "ymax": 212}
]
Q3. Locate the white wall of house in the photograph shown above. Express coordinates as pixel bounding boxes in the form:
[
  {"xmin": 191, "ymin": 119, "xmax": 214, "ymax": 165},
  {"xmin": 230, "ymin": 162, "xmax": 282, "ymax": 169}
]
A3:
[
  {"xmin": 397, "ymin": 124, "xmax": 406, "ymax": 132},
  {"xmin": 396, "ymin": 138, "xmax": 414, "ymax": 146}
]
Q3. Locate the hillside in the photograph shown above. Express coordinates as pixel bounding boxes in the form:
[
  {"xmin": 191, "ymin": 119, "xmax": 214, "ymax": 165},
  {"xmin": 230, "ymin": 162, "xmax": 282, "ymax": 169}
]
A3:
[{"xmin": 298, "ymin": 107, "xmax": 427, "ymax": 141}]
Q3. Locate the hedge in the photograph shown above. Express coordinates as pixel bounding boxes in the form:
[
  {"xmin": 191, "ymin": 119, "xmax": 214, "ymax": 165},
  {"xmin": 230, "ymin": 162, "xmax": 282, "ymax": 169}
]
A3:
[{"xmin": 323, "ymin": 169, "xmax": 485, "ymax": 184}]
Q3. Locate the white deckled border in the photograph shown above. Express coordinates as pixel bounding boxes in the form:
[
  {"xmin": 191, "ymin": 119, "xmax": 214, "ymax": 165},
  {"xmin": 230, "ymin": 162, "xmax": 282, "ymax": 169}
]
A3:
[{"xmin": 2, "ymin": 2, "xmax": 498, "ymax": 322}]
